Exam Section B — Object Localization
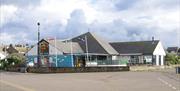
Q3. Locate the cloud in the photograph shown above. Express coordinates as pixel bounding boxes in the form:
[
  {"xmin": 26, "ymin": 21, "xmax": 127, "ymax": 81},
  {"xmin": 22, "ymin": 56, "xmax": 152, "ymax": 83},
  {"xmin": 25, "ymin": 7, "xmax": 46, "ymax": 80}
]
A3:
[
  {"xmin": 0, "ymin": 0, "xmax": 40, "ymax": 7},
  {"xmin": 65, "ymin": 9, "xmax": 88, "ymax": 37},
  {"xmin": 0, "ymin": 5, "xmax": 18, "ymax": 27},
  {"xmin": 114, "ymin": 0, "xmax": 137, "ymax": 11},
  {"xmin": 0, "ymin": 0, "xmax": 179, "ymax": 47}
]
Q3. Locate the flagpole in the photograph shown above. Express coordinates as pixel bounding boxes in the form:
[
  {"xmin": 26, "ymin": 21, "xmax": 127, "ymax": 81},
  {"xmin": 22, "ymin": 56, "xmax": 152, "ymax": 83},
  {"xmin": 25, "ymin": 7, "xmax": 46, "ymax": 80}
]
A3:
[
  {"xmin": 55, "ymin": 37, "xmax": 58, "ymax": 67},
  {"xmin": 4, "ymin": 45, "xmax": 7, "ymax": 63},
  {"xmin": 70, "ymin": 30, "xmax": 74, "ymax": 67},
  {"xmin": 85, "ymin": 35, "xmax": 89, "ymax": 66},
  {"xmin": 37, "ymin": 22, "xmax": 40, "ymax": 67}
]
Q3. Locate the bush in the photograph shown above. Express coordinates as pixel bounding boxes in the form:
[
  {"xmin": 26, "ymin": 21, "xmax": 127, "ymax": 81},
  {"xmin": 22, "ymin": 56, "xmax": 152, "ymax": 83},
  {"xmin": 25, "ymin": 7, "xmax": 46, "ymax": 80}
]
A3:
[
  {"xmin": 0, "ymin": 53, "xmax": 26, "ymax": 69},
  {"xmin": 165, "ymin": 54, "xmax": 180, "ymax": 65}
]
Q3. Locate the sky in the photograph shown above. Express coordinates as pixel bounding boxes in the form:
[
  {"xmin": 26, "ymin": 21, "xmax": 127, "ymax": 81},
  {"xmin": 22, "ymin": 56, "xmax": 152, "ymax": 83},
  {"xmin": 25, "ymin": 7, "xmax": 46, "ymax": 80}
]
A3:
[{"xmin": 0, "ymin": 0, "xmax": 180, "ymax": 47}]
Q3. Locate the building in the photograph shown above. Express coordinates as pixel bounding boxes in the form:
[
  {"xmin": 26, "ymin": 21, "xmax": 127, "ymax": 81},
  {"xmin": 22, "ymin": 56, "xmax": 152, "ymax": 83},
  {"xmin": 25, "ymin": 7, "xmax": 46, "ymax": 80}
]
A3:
[
  {"xmin": 167, "ymin": 47, "xmax": 179, "ymax": 54},
  {"xmin": 26, "ymin": 32, "xmax": 121, "ymax": 67},
  {"xmin": 0, "ymin": 45, "xmax": 18, "ymax": 60},
  {"xmin": 26, "ymin": 32, "xmax": 166, "ymax": 67},
  {"xmin": 0, "ymin": 47, "xmax": 6, "ymax": 60},
  {"xmin": 6, "ymin": 44, "xmax": 19, "ymax": 54},
  {"xmin": 0, "ymin": 44, "xmax": 20, "ymax": 60},
  {"xmin": 110, "ymin": 40, "xmax": 166, "ymax": 66},
  {"xmin": 167, "ymin": 47, "xmax": 180, "ymax": 56},
  {"xmin": 15, "ymin": 44, "xmax": 28, "ymax": 54}
]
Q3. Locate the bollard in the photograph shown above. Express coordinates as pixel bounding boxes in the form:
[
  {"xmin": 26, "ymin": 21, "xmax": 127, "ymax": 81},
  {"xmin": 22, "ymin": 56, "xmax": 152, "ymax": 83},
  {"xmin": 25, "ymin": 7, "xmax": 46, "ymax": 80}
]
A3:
[
  {"xmin": 176, "ymin": 67, "xmax": 180, "ymax": 74},
  {"xmin": 20, "ymin": 67, "xmax": 26, "ymax": 73}
]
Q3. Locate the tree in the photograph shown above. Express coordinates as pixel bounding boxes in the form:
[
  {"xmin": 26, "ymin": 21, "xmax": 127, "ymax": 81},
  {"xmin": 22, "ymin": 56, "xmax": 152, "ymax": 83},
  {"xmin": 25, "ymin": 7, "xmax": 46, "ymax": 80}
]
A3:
[
  {"xmin": 0, "ymin": 53, "xmax": 26, "ymax": 69},
  {"xmin": 165, "ymin": 54, "xmax": 180, "ymax": 65}
]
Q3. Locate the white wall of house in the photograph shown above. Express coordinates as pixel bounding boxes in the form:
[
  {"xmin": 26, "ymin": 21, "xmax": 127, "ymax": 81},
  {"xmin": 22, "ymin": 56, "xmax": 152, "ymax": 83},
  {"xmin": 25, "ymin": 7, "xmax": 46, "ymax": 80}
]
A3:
[
  {"xmin": 153, "ymin": 41, "xmax": 166, "ymax": 66},
  {"xmin": 0, "ymin": 52, "xmax": 6, "ymax": 60},
  {"xmin": 139, "ymin": 56, "xmax": 144, "ymax": 63}
]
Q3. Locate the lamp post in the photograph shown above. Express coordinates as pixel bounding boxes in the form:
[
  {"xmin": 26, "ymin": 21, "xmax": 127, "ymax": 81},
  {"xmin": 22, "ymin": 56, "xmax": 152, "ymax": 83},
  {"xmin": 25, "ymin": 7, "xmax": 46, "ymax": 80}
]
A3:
[
  {"xmin": 85, "ymin": 35, "xmax": 89, "ymax": 63},
  {"xmin": 25, "ymin": 43, "xmax": 29, "ymax": 72},
  {"xmin": 78, "ymin": 35, "xmax": 89, "ymax": 66},
  {"xmin": 37, "ymin": 22, "xmax": 40, "ymax": 67},
  {"xmin": 4, "ymin": 45, "xmax": 7, "ymax": 63}
]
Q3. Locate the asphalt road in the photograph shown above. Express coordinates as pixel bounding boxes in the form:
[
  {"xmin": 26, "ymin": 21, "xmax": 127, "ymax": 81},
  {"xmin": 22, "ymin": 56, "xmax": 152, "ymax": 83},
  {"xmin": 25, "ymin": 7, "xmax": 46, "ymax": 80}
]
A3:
[{"xmin": 0, "ymin": 70, "xmax": 179, "ymax": 91}]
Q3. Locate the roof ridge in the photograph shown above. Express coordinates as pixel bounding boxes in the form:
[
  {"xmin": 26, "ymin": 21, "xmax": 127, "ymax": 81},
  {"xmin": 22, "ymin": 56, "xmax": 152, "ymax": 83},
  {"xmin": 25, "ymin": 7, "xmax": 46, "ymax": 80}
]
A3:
[
  {"xmin": 90, "ymin": 33, "xmax": 118, "ymax": 55},
  {"xmin": 110, "ymin": 40, "xmax": 160, "ymax": 43}
]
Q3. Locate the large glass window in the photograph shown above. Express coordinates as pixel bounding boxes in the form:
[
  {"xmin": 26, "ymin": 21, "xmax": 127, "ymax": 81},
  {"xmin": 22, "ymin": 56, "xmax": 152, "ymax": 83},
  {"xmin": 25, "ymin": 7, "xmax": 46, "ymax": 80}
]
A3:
[
  {"xmin": 144, "ymin": 56, "xmax": 152, "ymax": 64},
  {"xmin": 130, "ymin": 56, "xmax": 139, "ymax": 64}
]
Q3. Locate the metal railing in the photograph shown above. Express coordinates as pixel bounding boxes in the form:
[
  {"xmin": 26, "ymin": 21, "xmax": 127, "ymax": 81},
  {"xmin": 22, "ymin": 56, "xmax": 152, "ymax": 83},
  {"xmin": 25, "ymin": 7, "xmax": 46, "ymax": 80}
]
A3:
[{"xmin": 86, "ymin": 60, "xmax": 128, "ymax": 66}]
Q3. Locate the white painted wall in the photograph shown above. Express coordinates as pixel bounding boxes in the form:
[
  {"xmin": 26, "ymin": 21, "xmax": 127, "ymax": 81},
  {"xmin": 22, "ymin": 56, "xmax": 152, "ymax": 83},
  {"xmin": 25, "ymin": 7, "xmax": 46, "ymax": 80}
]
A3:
[
  {"xmin": 153, "ymin": 41, "xmax": 166, "ymax": 66},
  {"xmin": 156, "ymin": 55, "xmax": 159, "ymax": 66},
  {"xmin": 153, "ymin": 41, "xmax": 166, "ymax": 56},
  {"xmin": 0, "ymin": 52, "xmax": 6, "ymax": 60},
  {"xmin": 139, "ymin": 56, "xmax": 144, "ymax": 63},
  {"xmin": 161, "ymin": 55, "xmax": 164, "ymax": 65}
]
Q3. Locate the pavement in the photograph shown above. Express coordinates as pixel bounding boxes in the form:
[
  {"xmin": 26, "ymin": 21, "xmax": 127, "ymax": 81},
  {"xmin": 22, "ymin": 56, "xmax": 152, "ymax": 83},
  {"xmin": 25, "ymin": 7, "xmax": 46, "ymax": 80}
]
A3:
[{"xmin": 0, "ymin": 69, "xmax": 179, "ymax": 91}]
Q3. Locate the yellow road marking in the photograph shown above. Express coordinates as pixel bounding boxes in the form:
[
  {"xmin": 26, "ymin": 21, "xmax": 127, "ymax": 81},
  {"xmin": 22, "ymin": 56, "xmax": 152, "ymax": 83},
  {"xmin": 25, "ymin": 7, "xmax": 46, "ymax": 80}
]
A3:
[{"xmin": 0, "ymin": 80, "xmax": 35, "ymax": 91}]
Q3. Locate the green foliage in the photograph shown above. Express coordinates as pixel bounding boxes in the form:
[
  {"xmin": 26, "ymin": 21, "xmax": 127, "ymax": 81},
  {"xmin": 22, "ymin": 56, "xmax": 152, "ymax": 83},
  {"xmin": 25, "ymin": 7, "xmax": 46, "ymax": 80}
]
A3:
[
  {"xmin": 0, "ymin": 53, "xmax": 26, "ymax": 69},
  {"xmin": 165, "ymin": 54, "xmax": 180, "ymax": 65}
]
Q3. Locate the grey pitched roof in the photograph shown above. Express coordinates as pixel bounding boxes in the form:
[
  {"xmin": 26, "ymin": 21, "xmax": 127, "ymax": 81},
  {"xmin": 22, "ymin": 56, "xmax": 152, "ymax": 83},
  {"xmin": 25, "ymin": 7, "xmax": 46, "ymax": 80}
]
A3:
[
  {"xmin": 6, "ymin": 44, "xmax": 19, "ymax": 54},
  {"xmin": 71, "ymin": 32, "xmax": 118, "ymax": 55},
  {"xmin": 48, "ymin": 39, "xmax": 83, "ymax": 54},
  {"xmin": 167, "ymin": 47, "xmax": 179, "ymax": 53},
  {"xmin": 110, "ymin": 40, "xmax": 159, "ymax": 55}
]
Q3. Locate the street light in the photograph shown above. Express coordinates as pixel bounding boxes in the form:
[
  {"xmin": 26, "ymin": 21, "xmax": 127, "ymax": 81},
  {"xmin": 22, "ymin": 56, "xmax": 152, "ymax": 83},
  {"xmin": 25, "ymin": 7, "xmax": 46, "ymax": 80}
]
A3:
[
  {"xmin": 85, "ymin": 35, "xmax": 89, "ymax": 63},
  {"xmin": 78, "ymin": 35, "xmax": 89, "ymax": 66},
  {"xmin": 37, "ymin": 22, "xmax": 40, "ymax": 67}
]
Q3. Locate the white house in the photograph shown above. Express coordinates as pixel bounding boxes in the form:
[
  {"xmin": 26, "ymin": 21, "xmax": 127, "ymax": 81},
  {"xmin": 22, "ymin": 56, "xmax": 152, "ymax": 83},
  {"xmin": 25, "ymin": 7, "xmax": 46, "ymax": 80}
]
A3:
[
  {"xmin": 0, "ymin": 52, "xmax": 6, "ymax": 60},
  {"xmin": 110, "ymin": 40, "xmax": 166, "ymax": 66},
  {"xmin": 0, "ymin": 46, "xmax": 6, "ymax": 60}
]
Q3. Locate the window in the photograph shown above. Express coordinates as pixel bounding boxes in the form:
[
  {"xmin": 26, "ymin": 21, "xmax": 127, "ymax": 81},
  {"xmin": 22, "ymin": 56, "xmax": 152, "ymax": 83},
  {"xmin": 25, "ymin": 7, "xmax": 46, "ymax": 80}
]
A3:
[
  {"xmin": 144, "ymin": 56, "xmax": 152, "ymax": 64},
  {"xmin": 130, "ymin": 56, "xmax": 139, "ymax": 64}
]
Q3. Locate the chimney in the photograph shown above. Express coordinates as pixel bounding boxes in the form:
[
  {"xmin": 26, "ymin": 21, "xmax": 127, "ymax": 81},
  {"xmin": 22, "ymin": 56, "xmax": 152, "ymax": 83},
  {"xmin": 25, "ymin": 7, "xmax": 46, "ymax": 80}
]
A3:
[{"xmin": 152, "ymin": 36, "xmax": 154, "ymax": 44}]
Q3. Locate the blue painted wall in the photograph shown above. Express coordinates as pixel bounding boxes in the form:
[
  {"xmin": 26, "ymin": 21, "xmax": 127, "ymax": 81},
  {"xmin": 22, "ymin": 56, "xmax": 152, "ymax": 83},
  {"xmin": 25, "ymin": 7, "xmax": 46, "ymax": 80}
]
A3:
[
  {"xmin": 51, "ymin": 55, "xmax": 73, "ymax": 67},
  {"xmin": 27, "ymin": 55, "xmax": 74, "ymax": 67}
]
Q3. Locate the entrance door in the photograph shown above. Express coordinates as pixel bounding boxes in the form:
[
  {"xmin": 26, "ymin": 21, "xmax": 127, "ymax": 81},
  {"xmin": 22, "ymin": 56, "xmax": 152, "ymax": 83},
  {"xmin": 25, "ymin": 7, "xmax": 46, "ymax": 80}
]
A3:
[
  {"xmin": 75, "ymin": 56, "xmax": 86, "ymax": 67},
  {"xmin": 41, "ymin": 56, "xmax": 49, "ymax": 67}
]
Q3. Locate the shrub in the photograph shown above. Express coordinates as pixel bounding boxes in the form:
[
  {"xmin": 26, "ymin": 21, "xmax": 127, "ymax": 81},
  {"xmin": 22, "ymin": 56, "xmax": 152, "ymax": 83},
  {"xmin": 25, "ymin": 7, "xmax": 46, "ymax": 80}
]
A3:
[
  {"xmin": 0, "ymin": 53, "xmax": 26, "ymax": 69},
  {"xmin": 165, "ymin": 54, "xmax": 180, "ymax": 65}
]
